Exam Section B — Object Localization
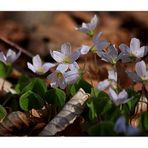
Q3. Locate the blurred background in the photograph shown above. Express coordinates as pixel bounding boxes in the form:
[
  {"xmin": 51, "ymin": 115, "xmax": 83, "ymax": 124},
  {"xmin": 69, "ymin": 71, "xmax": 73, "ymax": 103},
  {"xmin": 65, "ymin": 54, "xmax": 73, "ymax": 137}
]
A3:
[{"xmin": 0, "ymin": 12, "xmax": 148, "ymax": 89}]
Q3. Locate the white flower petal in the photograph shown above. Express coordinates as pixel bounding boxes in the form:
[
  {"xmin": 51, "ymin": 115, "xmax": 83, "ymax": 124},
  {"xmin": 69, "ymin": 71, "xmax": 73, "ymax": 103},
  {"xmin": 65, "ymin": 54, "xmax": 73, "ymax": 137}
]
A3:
[
  {"xmin": 135, "ymin": 60, "xmax": 147, "ymax": 77},
  {"xmin": 69, "ymin": 62, "xmax": 80, "ymax": 71},
  {"xmin": 33, "ymin": 55, "xmax": 42, "ymax": 67},
  {"xmin": 108, "ymin": 70, "xmax": 117, "ymax": 81},
  {"xmin": 108, "ymin": 45, "xmax": 118, "ymax": 59},
  {"xmin": 119, "ymin": 44, "xmax": 130, "ymax": 52},
  {"xmin": 135, "ymin": 46, "xmax": 145, "ymax": 58},
  {"xmin": 71, "ymin": 50, "xmax": 80, "ymax": 62},
  {"xmin": 50, "ymin": 81, "xmax": 58, "ymax": 88},
  {"xmin": 96, "ymin": 40, "xmax": 109, "ymax": 51},
  {"xmin": 80, "ymin": 45, "xmax": 90, "ymax": 55},
  {"xmin": 57, "ymin": 64, "xmax": 69, "ymax": 73},
  {"xmin": 90, "ymin": 15, "xmax": 98, "ymax": 30},
  {"xmin": 27, "ymin": 62, "xmax": 36, "ymax": 73},
  {"xmin": 65, "ymin": 69, "xmax": 80, "ymax": 85},
  {"xmin": 6, "ymin": 49, "xmax": 17, "ymax": 63},
  {"xmin": 50, "ymin": 50, "xmax": 65, "ymax": 63},
  {"xmin": 114, "ymin": 116, "xmax": 126, "ymax": 134},
  {"xmin": 47, "ymin": 72, "xmax": 55, "ymax": 79},
  {"xmin": 0, "ymin": 52, "xmax": 6, "ymax": 63},
  {"xmin": 97, "ymin": 79, "xmax": 110, "ymax": 91},
  {"xmin": 109, "ymin": 87, "xmax": 118, "ymax": 102},
  {"xmin": 100, "ymin": 52, "xmax": 112, "ymax": 63},
  {"xmin": 6, "ymin": 49, "xmax": 16, "ymax": 58},
  {"xmin": 93, "ymin": 32, "xmax": 102, "ymax": 44},
  {"xmin": 58, "ymin": 79, "xmax": 67, "ymax": 89},
  {"xmin": 42, "ymin": 63, "xmax": 56, "ymax": 73},
  {"xmin": 130, "ymin": 38, "xmax": 140, "ymax": 51},
  {"xmin": 16, "ymin": 51, "xmax": 21, "ymax": 60},
  {"xmin": 118, "ymin": 89, "xmax": 128, "ymax": 101},
  {"xmin": 61, "ymin": 43, "xmax": 71, "ymax": 56}
]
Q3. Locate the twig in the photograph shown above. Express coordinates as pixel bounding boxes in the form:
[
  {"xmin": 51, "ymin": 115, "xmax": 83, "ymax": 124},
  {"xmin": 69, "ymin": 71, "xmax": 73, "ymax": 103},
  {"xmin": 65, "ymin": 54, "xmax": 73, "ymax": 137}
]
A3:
[
  {"xmin": 0, "ymin": 36, "xmax": 33, "ymax": 58},
  {"xmin": 39, "ymin": 88, "xmax": 90, "ymax": 136}
]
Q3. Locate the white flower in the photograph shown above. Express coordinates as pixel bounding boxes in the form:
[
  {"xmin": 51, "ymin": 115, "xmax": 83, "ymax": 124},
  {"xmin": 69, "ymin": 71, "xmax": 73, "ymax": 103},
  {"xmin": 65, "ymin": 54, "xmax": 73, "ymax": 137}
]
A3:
[
  {"xmin": 47, "ymin": 62, "xmax": 80, "ymax": 89},
  {"xmin": 127, "ymin": 60, "xmax": 148, "ymax": 83},
  {"xmin": 0, "ymin": 49, "xmax": 21, "ymax": 64},
  {"xmin": 109, "ymin": 88, "xmax": 130, "ymax": 106},
  {"xmin": 27, "ymin": 54, "xmax": 55, "ymax": 75},
  {"xmin": 75, "ymin": 15, "xmax": 98, "ymax": 36},
  {"xmin": 97, "ymin": 70, "xmax": 117, "ymax": 91},
  {"xmin": 79, "ymin": 32, "xmax": 109, "ymax": 55},
  {"xmin": 114, "ymin": 116, "xmax": 140, "ymax": 136},
  {"xmin": 97, "ymin": 44, "xmax": 123, "ymax": 65},
  {"xmin": 119, "ymin": 38, "xmax": 146, "ymax": 63},
  {"xmin": 50, "ymin": 43, "xmax": 80, "ymax": 72}
]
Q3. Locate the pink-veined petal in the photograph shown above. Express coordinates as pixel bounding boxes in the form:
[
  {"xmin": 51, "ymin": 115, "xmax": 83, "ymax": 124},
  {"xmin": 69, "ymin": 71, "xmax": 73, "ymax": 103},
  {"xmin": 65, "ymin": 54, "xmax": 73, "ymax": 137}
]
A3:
[
  {"xmin": 93, "ymin": 32, "xmax": 102, "ymax": 44},
  {"xmin": 33, "ymin": 55, "xmax": 42, "ymax": 67},
  {"xmin": 118, "ymin": 89, "xmax": 128, "ymax": 101},
  {"xmin": 135, "ymin": 60, "xmax": 147, "ymax": 77},
  {"xmin": 57, "ymin": 64, "xmax": 69, "ymax": 73},
  {"xmin": 42, "ymin": 63, "xmax": 56, "ymax": 73},
  {"xmin": 71, "ymin": 50, "xmax": 80, "ymax": 63},
  {"xmin": 50, "ymin": 50, "xmax": 65, "ymax": 63},
  {"xmin": 119, "ymin": 44, "xmax": 130, "ymax": 52},
  {"xmin": 90, "ymin": 15, "xmax": 98, "ymax": 30},
  {"xmin": 61, "ymin": 43, "xmax": 71, "ymax": 56},
  {"xmin": 58, "ymin": 79, "xmax": 67, "ymax": 89},
  {"xmin": 65, "ymin": 69, "xmax": 80, "ymax": 85},
  {"xmin": 69, "ymin": 62, "xmax": 80, "ymax": 71},
  {"xmin": 135, "ymin": 46, "xmax": 145, "ymax": 58},
  {"xmin": 47, "ymin": 72, "xmax": 57, "ymax": 82},
  {"xmin": 130, "ymin": 38, "xmax": 140, "ymax": 51},
  {"xmin": 108, "ymin": 45, "xmax": 118, "ymax": 59},
  {"xmin": 109, "ymin": 87, "xmax": 118, "ymax": 102},
  {"xmin": 96, "ymin": 40, "xmax": 109, "ymax": 51}
]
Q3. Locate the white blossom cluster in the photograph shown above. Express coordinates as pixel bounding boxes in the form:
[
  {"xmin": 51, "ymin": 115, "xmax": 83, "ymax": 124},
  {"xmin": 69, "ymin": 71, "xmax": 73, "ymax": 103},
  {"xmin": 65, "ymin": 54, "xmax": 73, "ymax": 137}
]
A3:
[{"xmin": 0, "ymin": 14, "xmax": 148, "ymax": 107}]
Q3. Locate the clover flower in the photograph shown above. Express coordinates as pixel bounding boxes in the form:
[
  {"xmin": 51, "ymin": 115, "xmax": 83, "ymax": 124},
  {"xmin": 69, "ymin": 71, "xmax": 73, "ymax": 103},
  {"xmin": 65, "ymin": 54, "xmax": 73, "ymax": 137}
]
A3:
[
  {"xmin": 79, "ymin": 32, "xmax": 109, "ymax": 55},
  {"xmin": 127, "ymin": 60, "xmax": 148, "ymax": 83},
  {"xmin": 75, "ymin": 15, "xmax": 98, "ymax": 36},
  {"xmin": 119, "ymin": 38, "xmax": 146, "ymax": 63},
  {"xmin": 27, "ymin": 54, "xmax": 55, "ymax": 75},
  {"xmin": 109, "ymin": 88, "xmax": 130, "ymax": 106},
  {"xmin": 47, "ymin": 67, "xmax": 67, "ymax": 89},
  {"xmin": 0, "ymin": 49, "xmax": 21, "ymax": 64},
  {"xmin": 50, "ymin": 43, "xmax": 80, "ymax": 72},
  {"xmin": 114, "ymin": 116, "xmax": 140, "ymax": 136},
  {"xmin": 47, "ymin": 63, "xmax": 80, "ymax": 89},
  {"xmin": 97, "ymin": 70, "xmax": 117, "ymax": 91},
  {"xmin": 97, "ymin": 44, "xmax": 123, "ymax": 65}
]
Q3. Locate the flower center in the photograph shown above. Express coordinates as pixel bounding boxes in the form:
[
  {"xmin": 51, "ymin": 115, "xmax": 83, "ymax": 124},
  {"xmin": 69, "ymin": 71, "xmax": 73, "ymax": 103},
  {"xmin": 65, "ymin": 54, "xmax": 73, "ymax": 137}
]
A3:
[
  {"xmin": 87, "ymin": 30, "xmax": 94, "ymax": 37},
  {"xmin": 64, "ymin": 56, "xmax": 72, "ymax": 64},
  {"xmin": 37, "ymin": 67, "xmax": 44, "ymax": 74},
  {"xmin": 111, "ymin": 59, "xmax": 117, "ymax": 65},
  {"xmin": 56, "ymin": 72, "xmax": 64, "ymax": 79},
  {"xmin": 141, "ymin": 76, "xmax": 148, "ymax": 82},
  {"xmin": 90, "ymin": 46, "xmax": 97, "ymax": 53}
]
